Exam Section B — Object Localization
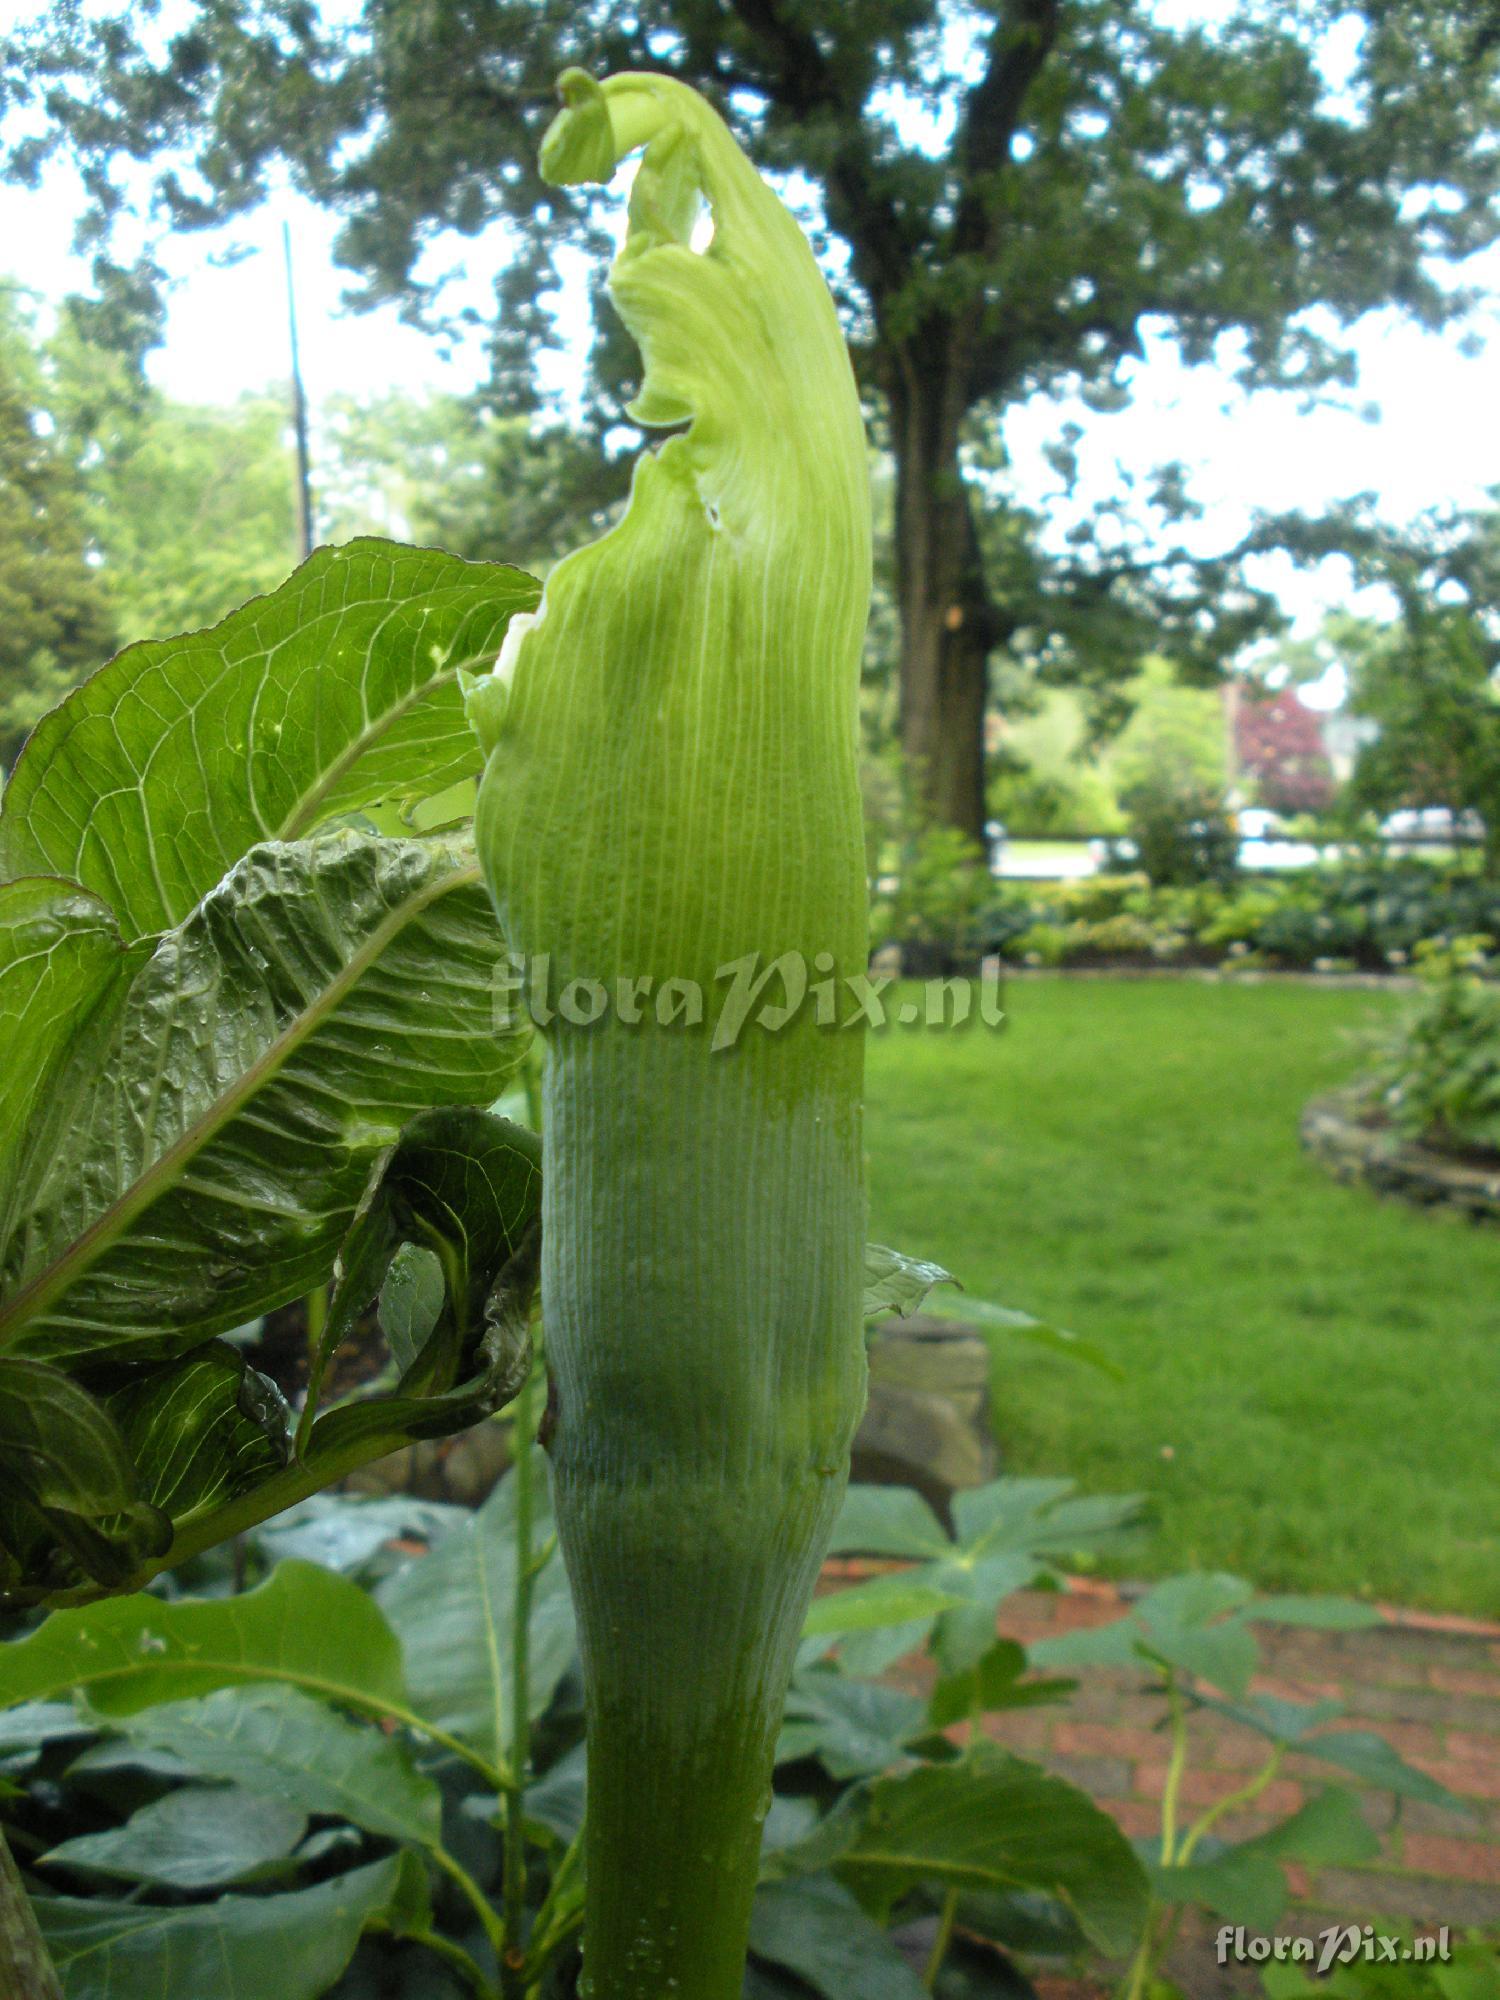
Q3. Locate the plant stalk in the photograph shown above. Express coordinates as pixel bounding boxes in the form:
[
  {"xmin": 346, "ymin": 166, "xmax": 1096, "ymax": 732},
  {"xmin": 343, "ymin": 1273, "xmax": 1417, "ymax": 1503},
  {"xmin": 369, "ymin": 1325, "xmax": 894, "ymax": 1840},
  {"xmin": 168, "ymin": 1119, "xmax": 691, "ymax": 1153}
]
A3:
[
  {"xmin": 1177, "ymin": 1746, "xmax": 1285, "ymax": 1864},
  {"xmin": 924, "ymin": 1885, "xmax": 961, "ymax": 1990},
  {"xmin": 540, "ymin": 1031, "xmax": 864, "ymax": 2000},
  {"xmin": 500, "ymin": 1356, "xmax": 539, "ymax": 1999},
  {"xmin": 0, "ymin": 1827, "xmax": 63, "ymax": 2000},
  {"xmin": 1158, "ymin": 1672, "xmax": 1189, "ymax": 1865},
  {"xmin": 470, "ymin": 67, "xmax": 871, "ymax": 2000}
]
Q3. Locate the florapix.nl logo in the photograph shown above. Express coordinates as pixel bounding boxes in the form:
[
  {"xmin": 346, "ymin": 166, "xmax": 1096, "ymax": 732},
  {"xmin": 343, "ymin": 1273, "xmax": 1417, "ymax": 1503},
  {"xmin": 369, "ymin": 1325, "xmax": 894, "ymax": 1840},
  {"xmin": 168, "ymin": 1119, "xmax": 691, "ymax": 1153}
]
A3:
[
  {"xmin": 491, "ymin": 950, "xmax": 1006, "ymax": 1049},
  {"xmin": 1216, "ymin": 1924, "xmax": 1452, "ymax": 1972}
]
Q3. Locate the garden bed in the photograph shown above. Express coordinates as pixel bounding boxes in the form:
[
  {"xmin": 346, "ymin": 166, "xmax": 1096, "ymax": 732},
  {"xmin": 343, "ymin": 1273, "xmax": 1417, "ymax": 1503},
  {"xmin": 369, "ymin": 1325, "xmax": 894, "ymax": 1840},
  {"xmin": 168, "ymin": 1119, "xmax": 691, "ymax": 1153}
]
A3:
[{"xmin": 1301, "ymin": 1087, "xmax": 1500, "ymax": 1223}]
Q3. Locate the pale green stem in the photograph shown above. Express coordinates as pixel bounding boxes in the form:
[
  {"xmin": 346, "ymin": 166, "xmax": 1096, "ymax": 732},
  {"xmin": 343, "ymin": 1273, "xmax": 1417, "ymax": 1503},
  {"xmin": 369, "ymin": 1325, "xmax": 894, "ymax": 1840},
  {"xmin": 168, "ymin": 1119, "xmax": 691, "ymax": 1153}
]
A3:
[
  {"xmin": 500, "ymin": 1356, "xmax": 539, "ymax": 1999},
  {"xmin": 433, "ymin": 1846, "xmax": 509, "ymax": 1964},
  {"xmin": 1117, "ymin": 1671, "xmax": 1192, "ymax": 2000},
  {"xmin": 1120, "ymin": 1697, "xmax": 1285, "ymax": 2000},
  {"xmin": 1120, "ymin": 1918, "xmax": 1159, "ymax": 2000},
  {"xmin": 1176, "ymin": 1745, "xmax": 1285, "ymax": 1865},
  {"xmin": 1159, "ymin": 1673, "xmax": 1189, "ymax": 1866},
  {"xmin": 924, "ymin": 1885, "xmax": 961, "ymax": 1990},
  {"xmin": 409, "ymin": 1926, "xmax": 501, "ymax": 2000}
]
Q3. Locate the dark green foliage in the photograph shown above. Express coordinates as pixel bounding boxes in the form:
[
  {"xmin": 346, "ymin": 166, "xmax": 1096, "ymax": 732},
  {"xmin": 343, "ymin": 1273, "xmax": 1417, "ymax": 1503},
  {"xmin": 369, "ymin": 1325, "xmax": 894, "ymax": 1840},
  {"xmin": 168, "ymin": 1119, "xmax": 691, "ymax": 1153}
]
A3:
[
  {"xmin": 0, "ymin": 1472, "xmax": 1461, "ymax": 1999},
  {"xmin": 1375, "ymin": 937, "xmax": 1500, "ymax": 1157},
  {"xmin": 0, "ymin": 541, "xmax": 543, "ymax": 1605},
  {"xmin": 1342, "ymin": 509, "xmax": 1500, "ymax": 872},
  {"xmin": 992, "ymin": 861, "xmax": 1500, "ymax": 971},
  {"xmin": 871, "ymin": 821, "xmax": 997, "ymax": 974},
  {"xmin": 0, "ymin": 297, "xmax": 116, "ymax": 770},
  {"xmin": 1118, "ymin": 775, "xmax": 1239, "ymax": 889}
]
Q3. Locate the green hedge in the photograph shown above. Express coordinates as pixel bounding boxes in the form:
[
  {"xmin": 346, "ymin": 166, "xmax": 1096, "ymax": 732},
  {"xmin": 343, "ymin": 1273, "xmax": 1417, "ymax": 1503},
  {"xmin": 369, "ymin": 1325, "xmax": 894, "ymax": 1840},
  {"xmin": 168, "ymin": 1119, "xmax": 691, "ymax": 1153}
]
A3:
[{"xmin": 983, "ymin": 861, "xmax": 1500, "ymax": 972}]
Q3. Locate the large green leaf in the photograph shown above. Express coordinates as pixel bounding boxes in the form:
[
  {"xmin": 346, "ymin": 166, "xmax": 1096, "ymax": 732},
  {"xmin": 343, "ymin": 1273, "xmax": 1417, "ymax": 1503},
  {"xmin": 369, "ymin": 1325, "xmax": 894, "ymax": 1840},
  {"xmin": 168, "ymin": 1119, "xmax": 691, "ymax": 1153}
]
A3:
[
  {"xmin": 0, "ymin": 1359, "xmax": 170, "ymax": 1597},
  {"xmin": 41, "ymin": 1786, "xmax": 308, "ymax": 1891},
  {"xmin": 0, "ymin": 881, "xmax": 134, "ymax": 1244},
  {"xmin": 777, "ymin": 1671, "xmax": 929, "ymax": 1779},
  {"xmin": 1148, "ymin": 1789, "xmax": 1380, "ymax": 1931},
  {"xmin": 520, "ymin": 1739, "xmax": 589, "ymax": 1846},
  {"xmin": 802, "ymin": 1575, "xmax": 965, "ymax": 1638},
  {"xmin": 827, "ymin": 1477, "xmax": 1145, "ymax": 1681},
  {"xmin": 1031, "ymin": 1571, "xmax": 1264, "ymax": 1700},
  {"xmin": 249, "ymin": 1494, "xmax": 469, "ymax": 1580},
  {"xmin": 1146, "ymin": 1844, "xmax": 1289, "ymax": 1933},
  {"xmin": 106, "ymin": 1684, "xmax": 444, "ymax": 1849},
  {"xmin": 32, "ymin": 1851, "xmax": 403, "ymax": 2000},
  {"xmin": 1198, "ymin": 1689, "xmax": 1473, "ymax": 1816},
  {"xmin": 375, "ymin": 1449, "xmax": 576, "ymax": 1765},
  {"xmin": 862, "ymin": 1243, "xmax": 954, "ymax": 1321},
  {"xmin": 928, "ymin": 1638, "xmax": 1075, "ymax": 1732},
  {"xmin": 748, "ymin": 1875, "xmax": 929, "ymax": 2000},
  {"xmin": 0, "ymin": 832, "xmax": 526, "ymax": 1366},
  {"xmin": 828, "ymin": 1485, "xmax": 952, "ymax": 1561},
  {"xmin": 0, "ymin": 1561, "xmax": 411, "ymax": 1722},
  {"xmin": 858, "ymin": 1246, "xmax": 1121, "ymax": 1377},
  {"xmin": 104, "ymin": 1341, "xmax": 291, "ymax": 1524},
  {"xmin": 309, "ymin": 1106, "xmax": 542, "ymax": 1416},
  {"xmin": 837, "ymin": 1743, "xmax": 1149, "ymax": 1958},
  {"xmin": 1302, "ymin": 1726, "xmax": 1472, "ymax": 1807},
  {"xmin": 0, "ymin": 540, "xmax": 540, "ymax": 940}
]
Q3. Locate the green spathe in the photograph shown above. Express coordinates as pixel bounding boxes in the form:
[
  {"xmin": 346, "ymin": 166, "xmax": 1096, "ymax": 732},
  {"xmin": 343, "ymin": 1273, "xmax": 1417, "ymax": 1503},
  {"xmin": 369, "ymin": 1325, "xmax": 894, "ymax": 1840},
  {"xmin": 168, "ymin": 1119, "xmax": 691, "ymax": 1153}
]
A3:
[{"xmin": 468, "ymin": 69, "xmax": 871, "ymax": 2000}]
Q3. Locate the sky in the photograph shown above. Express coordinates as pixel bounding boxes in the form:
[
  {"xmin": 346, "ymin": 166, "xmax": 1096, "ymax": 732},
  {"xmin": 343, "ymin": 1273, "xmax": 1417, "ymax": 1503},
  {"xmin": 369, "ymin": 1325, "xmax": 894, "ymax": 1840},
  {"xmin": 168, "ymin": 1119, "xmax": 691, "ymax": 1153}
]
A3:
[{"xmin": 5, "ymin": 9, "xmax": 1499, "ymax": 704}]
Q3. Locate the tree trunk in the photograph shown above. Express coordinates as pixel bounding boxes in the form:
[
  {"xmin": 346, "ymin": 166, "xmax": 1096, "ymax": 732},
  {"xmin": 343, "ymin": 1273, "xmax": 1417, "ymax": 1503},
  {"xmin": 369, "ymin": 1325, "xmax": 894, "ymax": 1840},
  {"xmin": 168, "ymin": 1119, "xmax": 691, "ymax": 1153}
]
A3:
[
  {"xmin": 0, "ymin": 1830, "xmax": 62, "ymax": 2000},
  {"xmin": 888, "ymin": 330, "xmax": 1004, "ymax": 844}
]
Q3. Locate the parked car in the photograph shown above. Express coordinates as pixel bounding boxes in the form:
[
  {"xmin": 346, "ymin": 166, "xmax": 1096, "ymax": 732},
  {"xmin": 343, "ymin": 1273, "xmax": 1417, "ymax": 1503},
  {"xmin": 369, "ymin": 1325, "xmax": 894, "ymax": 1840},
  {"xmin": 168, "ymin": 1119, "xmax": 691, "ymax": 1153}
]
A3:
[{"xmin": 1380, "ymin": 807, "xmax": 1485, "ymax": 847}]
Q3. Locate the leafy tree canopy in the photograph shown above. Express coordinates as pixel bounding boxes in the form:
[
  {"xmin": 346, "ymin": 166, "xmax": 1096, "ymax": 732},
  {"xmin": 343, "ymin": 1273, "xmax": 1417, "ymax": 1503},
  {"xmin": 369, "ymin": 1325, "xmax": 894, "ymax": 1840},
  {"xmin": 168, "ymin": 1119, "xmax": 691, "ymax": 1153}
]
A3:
[
  {"xmin": 0, "ymin": 287, "xmax": 115, "ymax": 770},
  {"xmin": 1334, "ymin": 499, "xmax": 1500, "ymax": 868},
  {"xmin": 5, "ymin": 0, "xmax": 1497, "ymax": 831}
]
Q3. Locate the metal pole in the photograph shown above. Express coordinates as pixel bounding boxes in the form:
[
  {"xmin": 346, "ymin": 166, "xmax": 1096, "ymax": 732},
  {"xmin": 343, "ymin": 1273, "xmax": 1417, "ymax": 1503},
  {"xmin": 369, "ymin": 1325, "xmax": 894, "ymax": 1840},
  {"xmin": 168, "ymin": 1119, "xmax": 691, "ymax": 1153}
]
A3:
[{"xmin": 282, "ymin": 220, "xmax": 314, "ymax": 560}]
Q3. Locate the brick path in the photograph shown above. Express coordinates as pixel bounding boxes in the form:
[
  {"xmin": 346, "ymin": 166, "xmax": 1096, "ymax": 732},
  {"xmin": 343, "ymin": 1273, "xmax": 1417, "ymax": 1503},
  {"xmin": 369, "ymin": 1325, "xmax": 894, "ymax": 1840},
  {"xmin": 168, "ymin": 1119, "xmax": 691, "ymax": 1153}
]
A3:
[
  {"xmin": 830, "ymin": 1568, "xmax": 1500, "ymax": 1992},
  {"xmin": 980, "ymin": 1584, "xmax": 1500, "ymax": 1989}
]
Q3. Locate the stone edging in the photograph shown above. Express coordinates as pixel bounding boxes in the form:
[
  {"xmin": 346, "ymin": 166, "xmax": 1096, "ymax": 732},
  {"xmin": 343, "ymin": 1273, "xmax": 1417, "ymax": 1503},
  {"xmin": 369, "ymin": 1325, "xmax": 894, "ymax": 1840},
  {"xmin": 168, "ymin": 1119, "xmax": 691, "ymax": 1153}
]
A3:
[{"xmin": 1301, "ymin": 1084, "xmax": 1500, "ymax": 1223}]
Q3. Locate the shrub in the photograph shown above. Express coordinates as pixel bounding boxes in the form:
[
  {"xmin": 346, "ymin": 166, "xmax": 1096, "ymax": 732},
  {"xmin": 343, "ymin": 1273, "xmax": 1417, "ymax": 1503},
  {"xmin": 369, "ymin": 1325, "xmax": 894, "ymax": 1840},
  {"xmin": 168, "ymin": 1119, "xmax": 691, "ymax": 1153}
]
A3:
[
  {"xmin": 1120, "ymin": 774, "xmax": 1240, "ymax": 888},
  {"xmin": 1375, "ymin": 936, "xmax": 1500, "ymax": 1157},
  {"xmin": 872, "ymin": 819, "xmax": 998, "ymax": 972},
  {"xmin": 989, "ymin": 860, "xmax": 1500, "ymax": 973}
]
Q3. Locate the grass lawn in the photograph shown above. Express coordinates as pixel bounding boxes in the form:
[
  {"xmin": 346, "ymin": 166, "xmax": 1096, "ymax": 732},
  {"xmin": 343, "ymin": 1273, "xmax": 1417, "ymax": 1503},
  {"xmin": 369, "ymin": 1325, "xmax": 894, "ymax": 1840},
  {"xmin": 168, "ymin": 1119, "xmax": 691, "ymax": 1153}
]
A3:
[{"xmin": 864, "ymin": 975, "xmax": 1500, "ymax": 1616}]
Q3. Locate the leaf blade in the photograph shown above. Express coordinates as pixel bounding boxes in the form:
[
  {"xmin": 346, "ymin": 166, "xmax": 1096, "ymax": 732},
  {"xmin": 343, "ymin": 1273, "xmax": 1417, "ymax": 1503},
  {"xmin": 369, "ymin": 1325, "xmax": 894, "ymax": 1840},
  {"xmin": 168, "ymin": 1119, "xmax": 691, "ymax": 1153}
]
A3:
[
  {"xmin": 375, "ymin": 1449, "xmax": 576, "ymax": 1764},
  {"xmin": 0, "ymin": 541, "xmax": 540, "ymax": 939},
  {"xmin": 0, "ymin": 1560, "xmax": 411, "ymax": 1722},
  {"xmin": 0, "ymin": 834, "xmax": 526, "ymax": 1364},
  {"xmin": 32, "ymin": 1852, "xmax": 403, "ymax": 2000}
]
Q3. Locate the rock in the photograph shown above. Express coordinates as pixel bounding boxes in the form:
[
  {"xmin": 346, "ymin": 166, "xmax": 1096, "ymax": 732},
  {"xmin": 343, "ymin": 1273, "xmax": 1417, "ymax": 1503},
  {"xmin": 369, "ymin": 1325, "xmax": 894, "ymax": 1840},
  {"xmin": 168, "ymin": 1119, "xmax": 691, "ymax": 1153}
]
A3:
[
  {"xmin": 1301, "ymin": 1086, "xmax": 1500, "ymax": 1223},
  {"xmin": 345, "ymin": 1415, "xmax": 514, "ymax": 1506},
  {"xmin": 852, "ymin": 1316, "xmax": 999, "ymax": 1519}
]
